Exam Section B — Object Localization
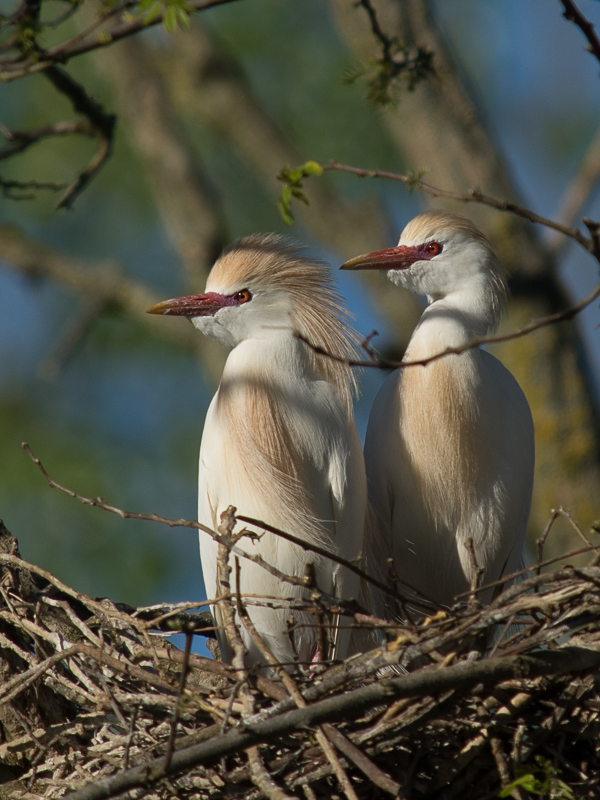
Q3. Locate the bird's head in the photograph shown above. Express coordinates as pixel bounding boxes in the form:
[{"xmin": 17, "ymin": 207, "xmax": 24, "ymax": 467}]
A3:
[
  {"xmin": 148, "ymin": 234, "xmax": 360, "ymax": 400},
  {"xmin": 340, "ymin": 210, "xmax": 506, "ymax": 308},
  {"xmin": 148, "ymin": 235, "xmax": 324, "ymax": 347},
  {"xmin": 147, "ymin": 236, "xmax": 360, "ymax": 402}
]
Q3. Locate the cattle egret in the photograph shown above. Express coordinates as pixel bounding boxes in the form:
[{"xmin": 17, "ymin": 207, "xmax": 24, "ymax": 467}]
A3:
[
  {"xmin": 148, "ymin": 235, "xmax": 367, "ymax": 668},
  {"xmin": 341, "ymin": 210, "xmax": 534, "ymax": 619}
]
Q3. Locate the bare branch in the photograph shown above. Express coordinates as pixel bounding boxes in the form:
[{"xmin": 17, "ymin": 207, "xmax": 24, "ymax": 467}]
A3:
[
  {"xmin": 324, "ymin": 160, "xmax": 592, "ymax": 249},
  {"xmin": 464, "ymin": 537, "xmax": 485, "ymax": 609},
  {"xmin": 162, "ymin": 631, "xmax": 193, "ymax": 772},
  {"xmin": 295, "ymin": 271, "xmax": 600, "ymax": 369},
  {"xmin": 0, "ymin": 176, "xmax": 66, "ymax": 199},
  {"xmin": 41, "ymin": 65, "xmax": 115, "ymax": 208},
  {"xmin": 22, "ymin": 442, "xmax": 435, "ymax": 618},
  {"xmin": 350, "ymin": 0, "xmax": 435, "ymax": 105},
  {"xmin": 236, "ymin": 514, "xmax": 438, "ymax": 613},
  {"xmin": 356, "ymin": 0, "xmax": 395, "ymax": 62},
  {"xmin": 320, "ymin": 723, "xmax": 402, "ymax": 796},
  {"xmin": 559, "ymin": 0, "xmax": 600, "ymax": 67},
  {"xmin": 0, "ymin": 119, "xmax": 92, "ymax": 161}
]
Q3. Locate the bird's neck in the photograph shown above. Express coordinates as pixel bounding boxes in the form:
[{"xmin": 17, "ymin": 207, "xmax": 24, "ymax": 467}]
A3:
[
  {"xmin": 221, "ymin": 330, "xmax": 312, "ymax": 389},
  {"xmin": 407, "ymin": 281, "xmax": 499, "ymax": 361}
]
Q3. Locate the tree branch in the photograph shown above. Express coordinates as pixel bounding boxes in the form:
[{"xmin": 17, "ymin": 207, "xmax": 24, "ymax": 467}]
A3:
[
  {"xmin": 0, "ymin": 119, "xmax": 93, "ymax": 161},
  {"xmin": 0, "ymin": 177, "xmax": 66, "ymax": 199},
  {"xmin": 22, "ymin": 442, "xmax": 439, "ymax": 620},
  {"xmin": 0, "ymin": 0, "xmax": 241, "ymax": 82},
  {"xmin": 324, "ymin": 160, "xmax": 592, "ymax": 250},
  {"xmin": 41, "ymin": 65, "xmax": 116, "ymax": 208},
  {"xmin": 61, "ymin": 647, "xmax": 600, "ymax": 800},
  {"xmin": 559, "ymin": 0, "xmax": 600, "ymax": 67},
  {"xmin": 295, "ymin": 268, "xmax": 600, "ymax": 369}
]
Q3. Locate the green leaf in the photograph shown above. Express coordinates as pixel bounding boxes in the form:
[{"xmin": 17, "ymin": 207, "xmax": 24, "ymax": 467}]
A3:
[
  {"xmin": 175, "ymin": 5, "xmax": 190, "ymax": 28},
  {"xmin": 277, "ymin": 197, "xmax": 294, "ymax": 227},
  {"xmin": 301, "ymin": 160, "xmax": 323, "ymax": 176},
  {"xmin": 406, "ymin": 166, "xmax": 429, "ymax": 193},
  {"xmin": 499, "ymin": 774, "xmax": 540, "ymax": 796},
  {"xmin": 142, "ymin": 2, "xmax": 161, "ymax": 24},
  {"xmin": 291, "ymin": 188, "xmax": 309, "ymax": 204},
  {"xmin": 281, "ymin": 183, "xmax": 292, "ymax": 204},
  {"xmin": 164, "ymin": 4, "xmax": 177, "ymax": 32},
  {"xmin": 286, "ymin": 168, "xmax": 302, "ymax": 184}
]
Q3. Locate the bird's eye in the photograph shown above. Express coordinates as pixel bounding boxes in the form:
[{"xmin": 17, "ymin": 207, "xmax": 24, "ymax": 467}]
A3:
[
  {"xmin": 234, "ymin": 289, "xmax": 252, "ymax": 304},
  {"xmin": 425, "ymin": 242, "xmax": 442, "ymax": 256}
]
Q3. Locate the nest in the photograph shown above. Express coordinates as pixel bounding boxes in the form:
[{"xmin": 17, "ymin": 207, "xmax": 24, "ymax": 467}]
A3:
[{"xmin": 1, "ymin": 518, "xmax": 600, "ymax": 800}]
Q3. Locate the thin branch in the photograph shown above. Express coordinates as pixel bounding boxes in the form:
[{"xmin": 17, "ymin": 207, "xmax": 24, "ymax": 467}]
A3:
[
  {"xmin": 42, "ymin": 65, "xmax": 116, "ymax": 208},
  {"xmin": 237, "ymin": 514, "xmax": 437, "ymax": 613},
  {"xmin": 22, "ymin": 442, "xmax": 433, "ymax": 617},
  {"xmin": 0, "ymin": 644, "xmax": 81, "ymax": 705},
  {"xmin": 320, "ymin": 724, "xmax": 402, "ymax": 797},
  {"xmin": 123, "ymin": 704, "xmax": 140, "ymax": 771},
  {"xmin": 247, "ymin": 745, "xmax": 298, "ymax": 800},
  {"xmin": 536, "ymin": 509, "xmax": 562, "ymax": 574},
  {"xmin": 235, "ymin": 581, "xmax": 360, "ymax": 800},
  {"xmin": 324, "ymin": 160, "xmax": 592, "ymax": 249},
  {"xmin": 350, "ymin": 0, "xmax": 435, "ymax": 105},
  {"xmin": 0, "ymin": 0, "xmax": 241, "ymax": 82},
  {"xmin": 559, "ymin": 0, "xmax": 600, "ymax": 67},
  {"xmin": 162, "ymin": 630, "xmax": 193, "ymax": 772},
  {"xmin": 295, "ymin": 268, "xmax": 600, "ymax": 369},
  {"xmin": 0, "ymin": 119, "xmax": 92, "ymax": 161},
  {"xmin": 459, "ymin": 542, "xmax": 600, "ymax": 601},
  {"xmin": 464, "ymin": 537, "xmax": 485, "ymax": 609},
  {"xmin": 356, "ymin": 0, "xmax": 394, "ymax": 62},
  {"xmin": 0, "ymin": 176, "xmax": 66, "ymax": 199}
]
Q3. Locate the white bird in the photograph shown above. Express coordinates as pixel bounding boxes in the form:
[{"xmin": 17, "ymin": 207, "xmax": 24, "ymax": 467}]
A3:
[
  {"xmin": 341, "ymin": 210, "xmax": 534, "ymax": 619},
  {"xmin": 148, "ymin": 235, "xmax": 367, "ymax": 668}
]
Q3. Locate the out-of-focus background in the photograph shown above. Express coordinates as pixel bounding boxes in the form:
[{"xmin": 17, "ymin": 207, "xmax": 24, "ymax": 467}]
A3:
[{"xmin": 0, "ymin": 0, "xmax": 599, "ymax": 612}]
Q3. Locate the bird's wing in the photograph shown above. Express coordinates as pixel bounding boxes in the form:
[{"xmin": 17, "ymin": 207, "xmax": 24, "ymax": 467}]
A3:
[
  {"xmin": 362, "ymin": 370, "xmax": 402, "ymax": 619},
  {"xmin": 197, "ymin": 394, "xmax": 235, "ymax": 663},
  {"xmin": 325, "ymin": 422, "xmax": 366, "ymax": 660}
]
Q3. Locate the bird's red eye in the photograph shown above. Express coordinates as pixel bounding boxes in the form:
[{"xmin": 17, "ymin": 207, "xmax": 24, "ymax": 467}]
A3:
[
  {"xmin": 426, "ymin": 242, "xmax": 441, "ymax": 256},
  {"xmin": 235, "ymin": 289, "xmax": 252, "ymax": 303}
]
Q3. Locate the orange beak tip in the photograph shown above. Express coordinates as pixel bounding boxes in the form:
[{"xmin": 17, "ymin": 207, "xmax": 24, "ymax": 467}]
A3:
[
  {"xmin": 146, "ymin": 303, "xmax": 166, "ymax": 315},
  {"xmin": 339, "ymin": 256, "xmax": 365, "ymax": 271}
]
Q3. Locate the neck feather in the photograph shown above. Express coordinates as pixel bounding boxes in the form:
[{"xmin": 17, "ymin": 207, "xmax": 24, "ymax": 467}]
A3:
[
  {"xmin": 409, "ymin": 271, "xmax": 506, "ymax": 359},
  {"xmin": 214, "ymin": 335, "xmax": 334, "ymax": 541}
]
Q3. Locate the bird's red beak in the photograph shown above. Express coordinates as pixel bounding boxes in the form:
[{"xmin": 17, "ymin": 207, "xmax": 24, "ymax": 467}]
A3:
[
  {"xmin": 340, "ymin": 245, "xmax": 420, "ymax": 271},
  {"xmin": 147, "ymin": 292, "xmax": 232, "ymax": 317}
]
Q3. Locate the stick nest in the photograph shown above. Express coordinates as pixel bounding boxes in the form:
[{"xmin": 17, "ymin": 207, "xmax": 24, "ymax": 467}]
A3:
[{"xmin": 1, "ymin": 521, "xmax": 600, "ymax": 800}]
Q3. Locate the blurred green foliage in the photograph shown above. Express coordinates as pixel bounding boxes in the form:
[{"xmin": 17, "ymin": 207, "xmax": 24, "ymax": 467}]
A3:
[{"xmin": 136, "ymin": 0, "xmax": 192, "ymax": 32}]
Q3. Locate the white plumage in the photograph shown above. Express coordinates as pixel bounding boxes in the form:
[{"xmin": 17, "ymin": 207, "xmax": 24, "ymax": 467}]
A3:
[
  {"xmin": 342, "ymin": 210, "xmax": 535, "ymax": 619},
  {"xmin": 149, "ymin": 235, "xmax": 367, "ymax": 668}
]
